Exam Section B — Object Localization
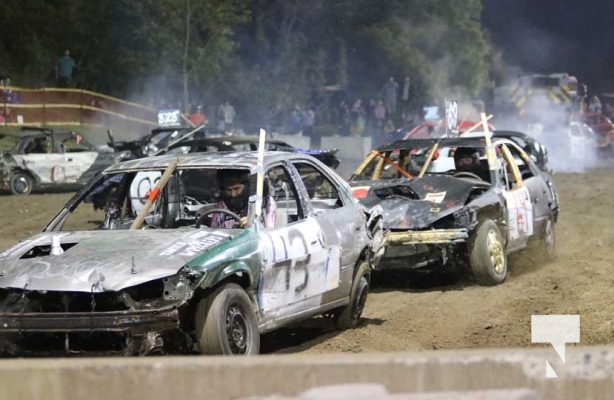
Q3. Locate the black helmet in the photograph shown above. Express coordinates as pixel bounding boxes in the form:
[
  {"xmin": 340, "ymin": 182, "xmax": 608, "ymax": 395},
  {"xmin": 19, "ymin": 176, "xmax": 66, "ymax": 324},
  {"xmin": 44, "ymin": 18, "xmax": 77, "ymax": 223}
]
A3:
[
  {"xmin": 217, "ymin": 169, "xmax": 249, "ymax": 213},
  {"xmin": 454, "ymin": 147, "xmax": 480, "ymax": 172},
  {"xmin": 216, "ymin": 169, "xmax": 249, "ymax": 189}
]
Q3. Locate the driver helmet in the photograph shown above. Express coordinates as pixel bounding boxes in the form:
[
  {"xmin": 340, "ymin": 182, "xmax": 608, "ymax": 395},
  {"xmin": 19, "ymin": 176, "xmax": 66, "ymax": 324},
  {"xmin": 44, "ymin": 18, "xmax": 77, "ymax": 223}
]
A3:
[
  {"xmin": 454, "ymin": 147, "xmax": 481, "ymax": 173},
  {"xmin": 217, "ymin": 169, "xmax": 249, "ymax": 213}
]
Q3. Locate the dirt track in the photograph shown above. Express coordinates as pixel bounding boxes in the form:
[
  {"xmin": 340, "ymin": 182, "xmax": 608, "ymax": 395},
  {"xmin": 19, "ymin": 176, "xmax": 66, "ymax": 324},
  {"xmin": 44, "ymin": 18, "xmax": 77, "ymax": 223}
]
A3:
[{"xmin": 1, "ymin": 170, "xmax": 613, "ymax": 354}]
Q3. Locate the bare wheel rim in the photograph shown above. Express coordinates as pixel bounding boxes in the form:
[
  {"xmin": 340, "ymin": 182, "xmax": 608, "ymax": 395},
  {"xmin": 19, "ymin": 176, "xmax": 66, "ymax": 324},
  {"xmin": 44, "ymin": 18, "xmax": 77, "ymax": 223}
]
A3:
[
  {"xmin": 12, "ymin": 176, "xmax": 30, "ymax": 194},
  {"xmin": 225, "ymin": 302, "xmax": 248, "ymax": 354},
  {"xmin": 487, "ymin": 230, "xmax": 505, "ymax": 274}
]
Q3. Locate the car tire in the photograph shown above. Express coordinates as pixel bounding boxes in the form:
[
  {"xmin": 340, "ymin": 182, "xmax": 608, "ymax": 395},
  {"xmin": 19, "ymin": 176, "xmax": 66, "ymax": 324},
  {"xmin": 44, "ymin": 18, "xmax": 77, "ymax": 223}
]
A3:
[
  {"xmin": 195, "ymin": 283, "xmax": 259, "ymax": 355},
  {"xmin": 334, "ymin": 260, "xmax": 370, "ymax": 330},
  {"xmin": 10, "ymin": 172, "xmax": 34, "ymax": 196},
  {"xmin": 468, "ymin": 219, "xmax": 507, "ymax": 286},
  {"xmin": 536, "ymin": 215, "xmax": 556, "ymax": 262}
]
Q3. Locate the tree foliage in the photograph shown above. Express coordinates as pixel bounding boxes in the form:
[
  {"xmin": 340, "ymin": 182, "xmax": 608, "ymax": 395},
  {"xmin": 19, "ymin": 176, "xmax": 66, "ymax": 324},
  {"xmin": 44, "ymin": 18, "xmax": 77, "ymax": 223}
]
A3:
[{"xmin": 0, "ymin": 0, "xmax": 492, "ymax": 123}]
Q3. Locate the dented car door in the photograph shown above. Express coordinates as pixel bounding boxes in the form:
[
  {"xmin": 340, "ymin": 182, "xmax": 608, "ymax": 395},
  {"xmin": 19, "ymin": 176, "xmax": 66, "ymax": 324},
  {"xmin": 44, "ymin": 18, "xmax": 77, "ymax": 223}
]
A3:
[
  {"xmin": 258, "ymin": 164, "xmax": 342, "ymax": 324},
  {"xmin": 498, "ymin": 144, "xmax": 534, "ymax": 251}
]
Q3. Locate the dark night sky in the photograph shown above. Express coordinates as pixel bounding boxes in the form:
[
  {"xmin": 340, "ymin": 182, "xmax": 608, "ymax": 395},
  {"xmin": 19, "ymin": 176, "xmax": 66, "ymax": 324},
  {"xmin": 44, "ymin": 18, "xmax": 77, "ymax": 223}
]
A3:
[{"xmin": 481, "ymin": 0, "xmax": 614, "ymax": 91}]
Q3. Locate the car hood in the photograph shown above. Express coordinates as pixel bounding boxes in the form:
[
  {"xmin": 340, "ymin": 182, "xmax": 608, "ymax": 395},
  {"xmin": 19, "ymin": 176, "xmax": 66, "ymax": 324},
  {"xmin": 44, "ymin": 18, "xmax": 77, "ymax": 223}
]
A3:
[
  {"xmin": 0, "ymin": 229, "xmax": 236, "ymax": 292},
  {"xmin": 359, "ymin": 175, "xmax": 489, "ymax": 230}
]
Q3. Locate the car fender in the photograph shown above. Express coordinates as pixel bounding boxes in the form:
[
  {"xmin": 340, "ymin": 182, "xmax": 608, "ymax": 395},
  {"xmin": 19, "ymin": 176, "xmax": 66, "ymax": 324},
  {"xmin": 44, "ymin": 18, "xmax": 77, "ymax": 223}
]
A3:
[
  {"xmin": 10, "ymin": 166, "xmax": 40, "ymax": 184},
  {"xmin": 362, "ymin": 204, "xmax": 388, "ymax": 268},
  {"xmin": 198, "ymin": 260, "xmax": 255, "ymax": 291}
]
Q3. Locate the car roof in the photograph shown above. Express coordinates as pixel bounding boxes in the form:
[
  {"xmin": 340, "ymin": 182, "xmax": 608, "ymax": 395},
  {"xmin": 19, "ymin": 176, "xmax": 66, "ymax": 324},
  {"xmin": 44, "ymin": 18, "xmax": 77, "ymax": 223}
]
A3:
[
  {"xmin": 104, "ymin": 151, "xmax": 308, "ymax": 174},
  {"xmin": 170, "ymin": 136, "xmax": 292, "ymax": 148},
  {"xmin": 378, "ymin": 137, "xmax": 488, "ymax": 152},
  {"xmin": 462, "ymin": 129, "xmax": 536, "ymax": 141}
]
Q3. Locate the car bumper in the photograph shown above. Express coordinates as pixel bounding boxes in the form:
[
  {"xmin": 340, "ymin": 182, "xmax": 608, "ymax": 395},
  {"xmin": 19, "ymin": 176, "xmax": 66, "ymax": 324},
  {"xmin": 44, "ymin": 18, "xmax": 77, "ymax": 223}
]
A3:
[
  {"xmin": 386, "ymin": 228, "xmax": 469, "ymax": 245},
  {"xmin": 0, "ymin": 305, "xmax": 180, "ymax": 334}
]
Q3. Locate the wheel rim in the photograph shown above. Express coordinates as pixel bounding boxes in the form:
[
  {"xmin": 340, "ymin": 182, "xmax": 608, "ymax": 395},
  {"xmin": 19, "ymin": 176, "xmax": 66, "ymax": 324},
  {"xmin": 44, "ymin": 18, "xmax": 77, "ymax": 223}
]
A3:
[
  {"xmin": 12, "ymin": 176, "xmax": 30, "ymax": 194},
  {"xmin": 225, "ymin": 302, "xmax": 248, "ymax": 354},
  {"xmin": 544, "ymin": 219, "xmax": 555, "ymax": 255},
  {"xmin": 351, "ymin": 279, "xmax": 368, "ymax": 325},
  {"xmin": 487, "ymin": 230, "xmax": 505, "ymax": 274}
]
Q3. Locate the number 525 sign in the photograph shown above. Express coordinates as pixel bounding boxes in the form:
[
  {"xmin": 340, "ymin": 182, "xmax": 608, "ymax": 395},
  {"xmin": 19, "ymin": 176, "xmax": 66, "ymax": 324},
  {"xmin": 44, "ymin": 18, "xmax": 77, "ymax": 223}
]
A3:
[{"xmin": 157, "ymin": 109, "xmax": 182, "ymax": 127}]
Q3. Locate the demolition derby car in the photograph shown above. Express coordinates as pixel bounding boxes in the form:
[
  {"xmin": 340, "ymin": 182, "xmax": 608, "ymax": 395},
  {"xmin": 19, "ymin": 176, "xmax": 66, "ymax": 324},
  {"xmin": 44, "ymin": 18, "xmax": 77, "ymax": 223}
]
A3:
[
  {"xmin": 350, "ymin": 136, "xmax": 559, "ymax": 285},
  {"xmin": 0, "ymin": 127, "xmax": 127, "ymax": 195},
  {"xmin": 166, "ymin": 136, "xmax": 341, "ymax": 169},
  {"xmin": 0, "ymin": 151, "xmax": 383, "ymax": 356}
]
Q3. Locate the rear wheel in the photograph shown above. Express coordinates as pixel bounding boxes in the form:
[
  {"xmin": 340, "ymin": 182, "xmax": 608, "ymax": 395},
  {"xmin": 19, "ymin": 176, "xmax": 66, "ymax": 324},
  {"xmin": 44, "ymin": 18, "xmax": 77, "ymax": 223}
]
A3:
[
  {"xmin": 334, "ymin": 261, "xmax": 370, "ymax": 330},
  {"xmin": 536, "ymin": 216, "xmax": 556, "ymax": 262},
  {"xmin": 195, "ymin": 283, "xmax": 259, "ymax": 355},
  {"xmin": 468, "ymin": 219, "xmax": 507, "ymax": 286},
  {"xmin": 10, "ymin": 172, "xmax": 34, "ymax": 196}
]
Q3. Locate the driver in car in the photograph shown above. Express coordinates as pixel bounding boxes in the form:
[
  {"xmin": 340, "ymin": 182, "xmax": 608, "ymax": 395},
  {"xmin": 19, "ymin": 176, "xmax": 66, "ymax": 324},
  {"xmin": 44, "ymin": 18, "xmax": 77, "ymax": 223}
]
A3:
[
  {"xmin": 453, "ymin": 147, "xmax": 490, "ymax": 181},
  {"xmin": 210, "ymin": 169, "xmax": 276, "ymax": 229}
]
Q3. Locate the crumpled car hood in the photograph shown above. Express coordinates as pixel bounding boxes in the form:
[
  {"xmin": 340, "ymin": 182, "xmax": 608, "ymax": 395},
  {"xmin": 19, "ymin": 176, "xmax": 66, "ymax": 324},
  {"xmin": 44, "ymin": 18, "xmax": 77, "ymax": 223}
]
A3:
[
  {"xmin": 360, "ymin": 175, "xmax": 488, "ymax": 230},
  {"xmin": 0, "ymin": 229, "xmax": 235, "ymax": 292}
]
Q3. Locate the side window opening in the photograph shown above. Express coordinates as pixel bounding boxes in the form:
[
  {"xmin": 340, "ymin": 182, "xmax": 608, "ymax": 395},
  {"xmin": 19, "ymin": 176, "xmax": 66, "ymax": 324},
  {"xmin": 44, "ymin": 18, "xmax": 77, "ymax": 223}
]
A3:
[
  {"xmin": 267, "ymin": 165, "xmax": 302, "ymax": 226},
  {"xmin": 506, "ymin": 144, "xmax": 535, "ymax": 180},
  {"xmin": 293, "ymin": 162, "xmax": 343, "ymax": 211}
]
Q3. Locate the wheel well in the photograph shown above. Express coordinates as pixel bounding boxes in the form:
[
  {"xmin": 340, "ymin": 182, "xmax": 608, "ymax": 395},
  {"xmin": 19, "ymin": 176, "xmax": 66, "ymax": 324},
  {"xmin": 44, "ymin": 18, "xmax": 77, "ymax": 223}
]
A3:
[
  {"xmin": 181, "ymin": 273, "xmax": 251, "ymax": 333},
  {"xmin": 355, "ymin": 250, "xmax": 372, "ymax": 282},
  {"xmin": 12, "ymin": 168, "xmax": 37, "ymax": 183}
]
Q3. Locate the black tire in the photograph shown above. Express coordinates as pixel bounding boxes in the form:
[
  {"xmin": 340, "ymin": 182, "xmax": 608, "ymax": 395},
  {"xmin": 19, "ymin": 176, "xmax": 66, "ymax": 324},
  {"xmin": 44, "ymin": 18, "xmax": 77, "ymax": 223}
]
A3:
[
  {"xmin": 536, "ymin": 215, "xmax": 556, "ymax": 262},
  {"xmin": 195, "ymin": 283, "xmax": 259, "ymax": 355},
  {"xmin": 468, "ymin": 219, "xmax": 507, "ymax": 286},
  {"xmin": 335, "ymin": 261, "xmax": 370, "ymax": 330},
  {"xmin": 10, "ymin": 173, "xmax": 34, "ymax": 196}
]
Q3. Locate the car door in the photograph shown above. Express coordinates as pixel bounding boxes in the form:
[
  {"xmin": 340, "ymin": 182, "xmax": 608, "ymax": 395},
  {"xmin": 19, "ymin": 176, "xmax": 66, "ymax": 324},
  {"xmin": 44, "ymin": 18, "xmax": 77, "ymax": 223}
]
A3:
[
  {"xmin": 503, "ymin": 142, "xmax": 554, "ymax": 240},
  {"xmin": 289, "ymin": 160, "xmax": 366, "ymax": 302},
  {"xmin": 16, "ymin": 136, "xmax": 65, "ymax": 184},
  {"xmin": 258, "ymin": 163, "xmax": 342, "ymax": 323},
  {"xmin": 497, "ymin": 143, "xmax": 534, "ymax": 251},
  {"xmin": 58, "ymin": 138, "xmax": 99, "ymax": 183}
]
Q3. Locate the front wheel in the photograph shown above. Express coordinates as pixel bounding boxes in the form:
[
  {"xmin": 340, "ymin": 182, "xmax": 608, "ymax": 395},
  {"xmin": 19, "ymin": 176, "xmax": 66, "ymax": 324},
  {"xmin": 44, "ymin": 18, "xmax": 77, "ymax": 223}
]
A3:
[
  {"xmin": 10, "ymin": 173, "xmax": 34, "ymax": 196},
  {"xmin": 195, "ymin": 283, "xmax": 259, "ymax": 355},
  {"xmin": 468, "ymin": 219, "xmax": 507, "ymax": 286},
  {"xmin": 334, "ymin": 261, "xmax": 370, "ymax": 330}
]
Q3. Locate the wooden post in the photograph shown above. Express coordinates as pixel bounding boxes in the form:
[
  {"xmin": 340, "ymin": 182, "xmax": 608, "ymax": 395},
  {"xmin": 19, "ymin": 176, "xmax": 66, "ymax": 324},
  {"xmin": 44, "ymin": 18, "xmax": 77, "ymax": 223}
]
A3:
[{"xmin": 130, "ymin": 159, "xmax": 179, "ymax": 230}]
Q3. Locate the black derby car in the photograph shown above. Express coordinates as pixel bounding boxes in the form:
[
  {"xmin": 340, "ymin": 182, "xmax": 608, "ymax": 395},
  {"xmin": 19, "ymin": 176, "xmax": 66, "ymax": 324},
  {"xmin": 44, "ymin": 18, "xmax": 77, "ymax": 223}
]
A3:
[{"xmin": 350, "ymin": 136, "xmax": 559, "ymax": 285}]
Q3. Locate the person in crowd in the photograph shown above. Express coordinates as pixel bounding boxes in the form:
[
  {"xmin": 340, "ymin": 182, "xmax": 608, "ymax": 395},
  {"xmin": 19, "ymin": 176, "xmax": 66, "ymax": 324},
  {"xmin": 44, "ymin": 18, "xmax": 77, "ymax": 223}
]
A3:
[
  {"xmin": 189, "ymin": 105, "xmax": 208, "ymax": 126},
  {"xmin": 382, "ymin": 77, "xmax": 399, "ymax": 116},
  {"xmin": 56, "ymin": 49, "xmax": 77, "ymax": 88}
]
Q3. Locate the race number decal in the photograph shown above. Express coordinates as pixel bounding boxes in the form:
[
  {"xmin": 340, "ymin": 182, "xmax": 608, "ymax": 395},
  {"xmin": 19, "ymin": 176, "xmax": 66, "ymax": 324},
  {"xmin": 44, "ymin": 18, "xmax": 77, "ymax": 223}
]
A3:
[
  {"xmin": 424, "ymin": 191, "xmax": 446, "ymax": 203},
  {"xmin": 258, "ymin": 218, "xmax": 340, "ymax": 312},
  {"xmin": 445, "ymin": 100, "xmax": 458, "ymax": 132},
  {"xmin": 130, "ymin": 171, "xmax": 162, "ymax": 213},
  {"xmin": 503, "ymin": 186, "xmax": 534, "ymax": 240},
  {"xmin": 157, "ymin": 109, "xmax": 181, "ymax": 127}
]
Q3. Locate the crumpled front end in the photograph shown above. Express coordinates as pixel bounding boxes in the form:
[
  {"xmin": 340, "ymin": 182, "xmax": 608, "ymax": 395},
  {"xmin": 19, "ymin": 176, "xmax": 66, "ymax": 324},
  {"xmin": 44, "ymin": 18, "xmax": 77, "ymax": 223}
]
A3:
[
  {"xmin": 377, "ymin": 203, "xmax": 478, "ymax": 271},
  {"xmin": 0, "ymin": 273, "xmax": 198, "ymax": 356}
]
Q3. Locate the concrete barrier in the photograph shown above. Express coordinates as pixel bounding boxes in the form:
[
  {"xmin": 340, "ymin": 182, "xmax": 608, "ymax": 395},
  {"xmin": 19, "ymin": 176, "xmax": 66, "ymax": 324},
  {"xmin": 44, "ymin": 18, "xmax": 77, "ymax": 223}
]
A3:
[
  {"xmin": 1, "ymin": 346, "xmax": 612, "ymax": 400},
  {"xmin": 270, "ymin": 133, "xmax": 312, "ymax": 150},
  {"xmin": 320, "ymin": 136, "xmax": 372, "ymax": 179}
]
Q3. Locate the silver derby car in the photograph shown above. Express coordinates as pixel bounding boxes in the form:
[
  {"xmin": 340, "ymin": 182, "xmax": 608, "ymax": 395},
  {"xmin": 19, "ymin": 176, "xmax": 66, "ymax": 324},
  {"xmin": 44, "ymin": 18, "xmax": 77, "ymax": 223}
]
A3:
[
  {"xmin": 0, "ymin": 151, "xmax": 383, "ymax": 356},
  {"xmin": 0, "ymin": 127, "xmax": 128, "ymax": 195}
]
